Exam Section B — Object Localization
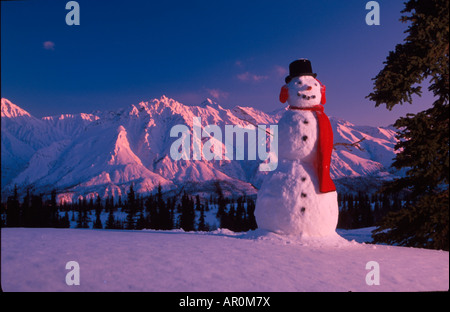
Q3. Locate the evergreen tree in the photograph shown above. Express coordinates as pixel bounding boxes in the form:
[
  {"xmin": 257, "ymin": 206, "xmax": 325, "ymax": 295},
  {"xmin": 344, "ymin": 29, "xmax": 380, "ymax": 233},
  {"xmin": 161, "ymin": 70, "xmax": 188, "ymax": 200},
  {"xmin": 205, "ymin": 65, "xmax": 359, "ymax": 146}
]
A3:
[
  {"xmin": 110, "ymin": 195, "xmax": 115, "ymax": 210},
  {"xmin": 235, "ymin": 197, "xmax": 246, "ymax": 232},
  {"xmin": 360, "ymin": 193, "xmax": 373, "ymax": 228},
  {"xmin": 135, "ymin": 212, "xmax": 147, "ymax": 230},
  {"xmin": 197, "ymin": 203, "xmax": 208, "ymax": 232},
  {"xmin": 346, "ymin": 194, "xmax": 356, "ymax": 228},
  {"xmin": 88, "ymin": 197, "xmax": 94, "ymax": 211},
  {"xmin": 195, "ymin": 195, "xmax": 201, "ymax": 211},
  {"xmin": 368, "ymin": 0, "xmax": 449, "ymax": 250},
  {"xmin": 227, "ymin": 201, "xmax": 236, "ymax": 231},
  {"xmin": 93, "ymin": 196, "xmax": 103, "ymax": 229},
  {"xmin": 104, "ymin": 195, "xmax": 111, "ymax": 213},
  {"xmin": 49, "ymin": 189, "xmax": 59, "ymax": 227},
  {"xmin": 167, "ymin": 197, "xmax": 176, "ymax": 229},
  {"xmin": 338, "ymin": 193, "xmax": 363, "ymax": 229},
  {"xmin": 95, "ymin": 195, "xmax": 102, "ymax": 212},
  {"xmin": 246, "ymin": 197, "xmax": 258, "ymax": 230},
  {"xmin": 71, "ymin": 208, "xmax": 76, "ymax": 222},
  {"xmin": 125, "ymin": 210, "xmax": 135, "ymax": 230},
  {"xmin": 81, "ymin": 197, "xmax": 87, "ymax": 212},
  {"xmin": 76, "ymin": 206, "xmax": 83, "ymax": 228},
  {"xmin": 157, "ymin": 184, "xmax": 172, "ymax": 230},
  {"xmin": 32, "ymin": 194, "xmax": 46, "ymax": 227},
  {"xmin": 337, "ymin": 196, "xmax": 350, "ymax": 229},
  {"xmin": 6, "ymin": 185, "xmax": 21, "ymax": 227},
  {"xmin": 92, "ymin": 215, "xmax": 103, "ymax": 229},
  {"xmin": 22, "ymin": 188, "xmax": 32, "ymax": 227},
  {"xmin": 127, "ymin": 184, "xmax": 137, "ymax": 213},
  {"xmin": 60, "ymin": 211, "xmax": 71, "ymax": 228},
  {"xmin": 146, "ymin": 194, "xmax": 159, "ymax": 229},
  {"xmin": 215, "ymin": 183, "xmax": 228, "ymax": 229},
  {"xmin": 105, "ymin": 209, "xmax": 116, "ymax": 229},
  {"xmin": 158, "ymin": 198, "xmax": 172, "ymax": 230},
  {"xmin": 76, "ymin": 198, "xmax": 90, "ymax": 228},
  {"xmin": 125, "ymin": 185, "xmax": 137, "ymax": 229},
  {"xmin": 117, "ymin": 195, "xmax": 122, "ymax": 208},
  {"xmin": 373, "ymin": 199, "xmax": 381, "ymax": 224},
  {"xmin": 179, "ymin": 192, "xmax": 195, "ymax": 231}
]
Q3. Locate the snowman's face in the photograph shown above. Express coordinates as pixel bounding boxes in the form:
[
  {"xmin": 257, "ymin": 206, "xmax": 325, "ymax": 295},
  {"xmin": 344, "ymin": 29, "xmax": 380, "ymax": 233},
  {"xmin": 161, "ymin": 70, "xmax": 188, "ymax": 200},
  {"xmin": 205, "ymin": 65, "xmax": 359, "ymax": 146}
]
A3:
[{"xmin": 286, "ymin": 75, "xmax": 322, "ymax": 107}]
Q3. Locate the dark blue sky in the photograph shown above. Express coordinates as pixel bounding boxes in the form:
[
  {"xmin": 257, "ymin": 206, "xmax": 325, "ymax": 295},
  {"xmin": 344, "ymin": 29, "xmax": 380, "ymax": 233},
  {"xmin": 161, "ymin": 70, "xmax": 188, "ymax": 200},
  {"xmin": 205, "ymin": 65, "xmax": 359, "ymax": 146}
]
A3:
[{"xmin": 1, "ymin": 0, "xmax": 434, "ymax": 126}]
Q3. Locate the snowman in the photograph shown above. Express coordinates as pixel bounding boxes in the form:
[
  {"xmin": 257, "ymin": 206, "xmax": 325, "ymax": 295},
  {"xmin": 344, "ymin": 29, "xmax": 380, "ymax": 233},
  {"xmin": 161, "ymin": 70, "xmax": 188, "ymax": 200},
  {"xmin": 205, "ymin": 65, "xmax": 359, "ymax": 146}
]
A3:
[{"xmin": 255, "ymin": 59, "xmax": 339, "ymax": 237}]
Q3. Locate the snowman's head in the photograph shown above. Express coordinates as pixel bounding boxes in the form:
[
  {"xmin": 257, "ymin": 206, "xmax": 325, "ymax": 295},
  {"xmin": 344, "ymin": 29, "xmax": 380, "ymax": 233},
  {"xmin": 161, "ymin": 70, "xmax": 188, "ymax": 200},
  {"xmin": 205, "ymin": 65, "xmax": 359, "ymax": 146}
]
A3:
[{"xmin": 279, "ymin": 75, "xmax": 326, "ymax": 108}]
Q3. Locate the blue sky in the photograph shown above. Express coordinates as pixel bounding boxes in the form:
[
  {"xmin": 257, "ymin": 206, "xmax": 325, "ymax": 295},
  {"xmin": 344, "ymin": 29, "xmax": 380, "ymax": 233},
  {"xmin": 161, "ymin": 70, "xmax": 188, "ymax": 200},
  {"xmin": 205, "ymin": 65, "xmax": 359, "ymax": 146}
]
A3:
[{"xmin": 1, "ymin": 0, "xmax": 434, "ymax": 126}]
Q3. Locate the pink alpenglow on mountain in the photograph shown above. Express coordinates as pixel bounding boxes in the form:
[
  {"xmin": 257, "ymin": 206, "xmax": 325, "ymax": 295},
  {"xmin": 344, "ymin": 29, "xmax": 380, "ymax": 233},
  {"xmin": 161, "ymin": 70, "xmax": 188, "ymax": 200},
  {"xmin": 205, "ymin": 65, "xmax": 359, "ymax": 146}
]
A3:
[{"xmin": 2, "ymin": 96, "xmax": 399, "ymax": 202}]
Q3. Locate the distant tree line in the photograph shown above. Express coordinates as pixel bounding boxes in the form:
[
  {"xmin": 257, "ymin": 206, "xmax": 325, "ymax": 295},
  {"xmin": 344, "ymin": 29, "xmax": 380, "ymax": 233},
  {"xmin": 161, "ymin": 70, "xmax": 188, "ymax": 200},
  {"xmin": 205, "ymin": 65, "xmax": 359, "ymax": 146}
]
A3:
[
  {"xmin": 337, "ymin": 192, "xmax": 406, "ymax": 229},
  {"xmin": 0, "ymin": 184, "xmax": 258, "ymax": 232},
  {"xmin": 0, "ymin": 186, "xmax": 70, "ymax": 228},
  {"xmin": 1, "ymin": 184, "xmax": 407, "ymax": 232}
]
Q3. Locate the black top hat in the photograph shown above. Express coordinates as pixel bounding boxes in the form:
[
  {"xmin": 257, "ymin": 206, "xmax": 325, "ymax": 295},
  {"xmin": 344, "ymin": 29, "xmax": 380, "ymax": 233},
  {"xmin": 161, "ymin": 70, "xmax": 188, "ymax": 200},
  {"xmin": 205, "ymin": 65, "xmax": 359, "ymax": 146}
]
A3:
[{"xmin": 285, "ymin": 59, "xmax": 317, "ymax": 83}]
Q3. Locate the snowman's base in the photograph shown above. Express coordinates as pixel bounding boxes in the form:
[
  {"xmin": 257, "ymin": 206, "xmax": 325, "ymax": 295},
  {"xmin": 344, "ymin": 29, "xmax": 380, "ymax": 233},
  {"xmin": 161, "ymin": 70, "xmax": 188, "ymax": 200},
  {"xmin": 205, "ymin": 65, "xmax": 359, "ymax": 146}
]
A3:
[
  {"xmin": 248, "ymin": 228, "xmax": 350, "ymax": 248},
  {"xmin": 255, "ymin": 160, "xmax": 339, "ymax": 238}
]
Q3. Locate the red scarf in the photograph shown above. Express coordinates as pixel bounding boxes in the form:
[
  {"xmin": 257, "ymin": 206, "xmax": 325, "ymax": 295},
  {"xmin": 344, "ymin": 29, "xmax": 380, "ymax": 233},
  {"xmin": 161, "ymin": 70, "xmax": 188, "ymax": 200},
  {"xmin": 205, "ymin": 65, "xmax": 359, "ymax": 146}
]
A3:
[{"xmin": 288, "ymin": 105, "xmax": 336, "ymax": 193}]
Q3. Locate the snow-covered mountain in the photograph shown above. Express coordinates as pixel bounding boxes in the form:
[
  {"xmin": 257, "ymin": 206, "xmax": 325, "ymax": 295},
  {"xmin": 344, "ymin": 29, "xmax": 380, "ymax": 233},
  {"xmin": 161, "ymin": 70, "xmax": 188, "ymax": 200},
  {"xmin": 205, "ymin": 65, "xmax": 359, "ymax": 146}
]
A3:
[{"xmin": 1, "ymin": 97, "xmax": 399, "ymax": 202}]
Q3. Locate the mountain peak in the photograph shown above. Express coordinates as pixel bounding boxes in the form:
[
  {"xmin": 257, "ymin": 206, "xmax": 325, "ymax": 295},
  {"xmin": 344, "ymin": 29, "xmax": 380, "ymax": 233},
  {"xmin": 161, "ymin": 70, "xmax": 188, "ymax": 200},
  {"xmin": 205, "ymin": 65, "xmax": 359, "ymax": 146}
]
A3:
[
  {"xmin": 200, "ymin": 98, "xmax": 220, "ymax": 107},
  {"xmin": 133, "ymin": 96, "xmax": 186, "ymax": 114},
  {"xmin": 1, "ymin": 98, "xmax": 32, "ymax": 118},
  {"xmin": 109, "ymin": 125, "xmax": 143, "ymax": 166},
  {"xmin": 156, "ymin": 95, "xmax": 181, "ymax": 107}
]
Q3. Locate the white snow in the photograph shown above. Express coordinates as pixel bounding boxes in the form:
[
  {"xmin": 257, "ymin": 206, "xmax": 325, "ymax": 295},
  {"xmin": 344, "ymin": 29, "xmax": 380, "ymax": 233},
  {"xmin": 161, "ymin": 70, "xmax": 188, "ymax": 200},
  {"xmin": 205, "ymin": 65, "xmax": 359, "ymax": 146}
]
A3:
[
  {"xmin": 255, "ymin": 160, "xmax": 338, "ymax": 237},
  {"xmin": 277, "ymin": 109, "xmax": 319, "ymax": 162},
  {"xmin": 1, "ymin": 228, "xmax": 448, "ymax": 292}
]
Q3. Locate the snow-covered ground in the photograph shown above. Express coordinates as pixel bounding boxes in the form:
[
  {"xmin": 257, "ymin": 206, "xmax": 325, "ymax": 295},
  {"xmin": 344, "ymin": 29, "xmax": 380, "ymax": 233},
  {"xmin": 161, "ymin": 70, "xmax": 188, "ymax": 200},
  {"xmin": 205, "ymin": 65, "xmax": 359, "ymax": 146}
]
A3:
[{"xmin": 1, "ymin": 227, "xmax": 448, "ymax": 292}]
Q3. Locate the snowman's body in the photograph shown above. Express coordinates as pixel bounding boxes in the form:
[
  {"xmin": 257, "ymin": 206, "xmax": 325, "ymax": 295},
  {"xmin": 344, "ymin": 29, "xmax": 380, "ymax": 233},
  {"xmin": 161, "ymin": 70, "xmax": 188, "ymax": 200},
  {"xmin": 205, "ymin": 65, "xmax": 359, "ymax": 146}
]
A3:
[{"xmin": 255, "ymin": 74, "xmax": 339, "ymax": 237}]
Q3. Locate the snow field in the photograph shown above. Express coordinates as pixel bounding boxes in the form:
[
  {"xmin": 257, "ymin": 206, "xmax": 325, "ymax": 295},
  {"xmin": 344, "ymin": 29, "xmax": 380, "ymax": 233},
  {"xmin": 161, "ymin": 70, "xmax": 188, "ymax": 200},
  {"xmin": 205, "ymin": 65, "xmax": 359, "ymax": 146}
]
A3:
[{"xmin": 1, "ymin": 228, "xmax": 448, "ymax": 292}]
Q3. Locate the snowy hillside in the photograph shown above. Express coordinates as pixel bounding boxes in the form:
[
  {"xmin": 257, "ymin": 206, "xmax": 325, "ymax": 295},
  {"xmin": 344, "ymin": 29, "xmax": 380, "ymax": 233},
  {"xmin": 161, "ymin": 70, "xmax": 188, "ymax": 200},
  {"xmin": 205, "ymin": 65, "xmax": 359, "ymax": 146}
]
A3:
[
  {"xmin": 1, "ymin": 227, "xmax": 448, "ymax": 292},
  {"xmin": 1, "ymin": 97, "xmax": 400, "ymax": 201}
]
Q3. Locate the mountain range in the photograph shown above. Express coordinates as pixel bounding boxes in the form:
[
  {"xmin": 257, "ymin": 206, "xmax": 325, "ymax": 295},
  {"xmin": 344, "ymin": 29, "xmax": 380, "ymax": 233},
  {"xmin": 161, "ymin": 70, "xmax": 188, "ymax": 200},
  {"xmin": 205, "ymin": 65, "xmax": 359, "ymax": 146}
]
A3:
[{"xmin": 1, "ymin": 97, "xmax": 400, "ymax": 202}]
